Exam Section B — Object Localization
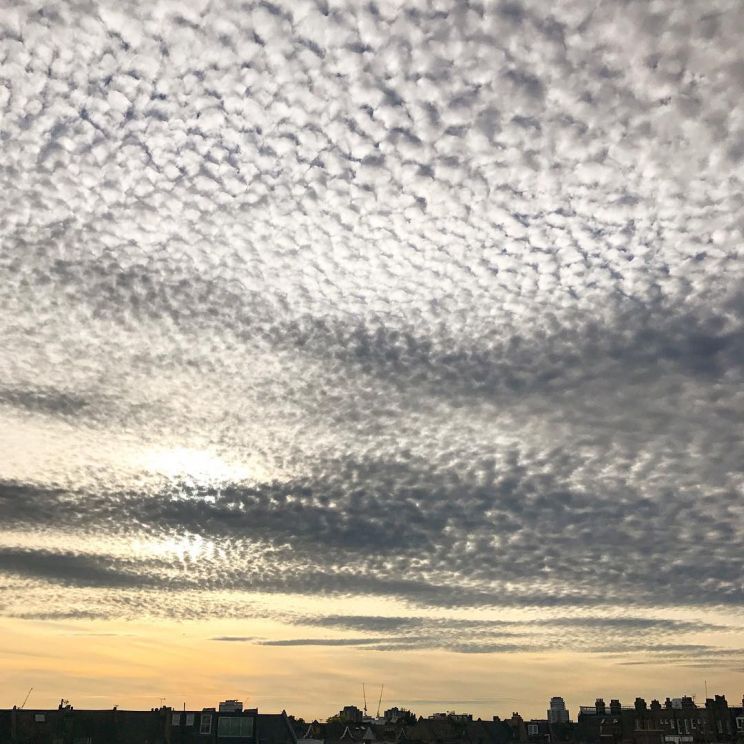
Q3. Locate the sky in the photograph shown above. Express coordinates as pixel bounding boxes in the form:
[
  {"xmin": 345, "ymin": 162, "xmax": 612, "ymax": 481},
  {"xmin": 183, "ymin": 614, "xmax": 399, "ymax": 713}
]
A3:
[{"xmin": 1, "ymin": 0, "xmax": 743, "ymax": 722}]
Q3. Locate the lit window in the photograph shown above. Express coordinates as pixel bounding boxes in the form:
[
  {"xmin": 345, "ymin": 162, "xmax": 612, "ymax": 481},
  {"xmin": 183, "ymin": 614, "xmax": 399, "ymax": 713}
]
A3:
[
  {"xmin": 186, "ymin": 713, "xmax": 195, "ymax": 726},
  {"xmin": 201, "ymin": 714, "xmax": 213, "ymax": 734}
]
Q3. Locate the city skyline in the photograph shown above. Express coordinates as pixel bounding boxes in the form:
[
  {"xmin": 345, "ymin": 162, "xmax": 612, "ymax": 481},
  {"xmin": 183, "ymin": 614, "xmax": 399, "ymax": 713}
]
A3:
[
  {"xmin": 1, "ymin": 0, "xmax": 743, "ymax": 716},
  {"xmin": 3, "ymin": 690, "xmax": 742, "ymax": 744},
  {"xmin": 2, "ymin": 689, "xmax": 742, "ymax": 725}
]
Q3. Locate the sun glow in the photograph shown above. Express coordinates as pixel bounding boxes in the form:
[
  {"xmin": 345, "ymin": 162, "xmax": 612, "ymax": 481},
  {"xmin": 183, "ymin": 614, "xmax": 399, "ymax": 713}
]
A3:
[{"xmin": 139, "ymin": 446, "xmax": 266, "ymax": 486}]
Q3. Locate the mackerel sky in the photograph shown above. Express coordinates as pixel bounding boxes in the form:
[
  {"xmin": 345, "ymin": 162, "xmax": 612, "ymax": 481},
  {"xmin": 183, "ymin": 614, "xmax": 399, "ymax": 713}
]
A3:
[{"xmin": 1, "ymin": 0, "xmax": 743, "ymax": 716}]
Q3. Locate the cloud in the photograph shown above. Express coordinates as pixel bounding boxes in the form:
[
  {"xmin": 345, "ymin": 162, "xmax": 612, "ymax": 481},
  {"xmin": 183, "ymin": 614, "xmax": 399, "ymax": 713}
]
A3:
[
  {"xmin": 211, "ymin": 636, "xmax": 258, "ymax": 642},
  {"xmin": 0, "ymin": 547, "xmax": 165, "ymax": 589},
  {"xmin": 10, "ymin": 610, "xmax": 112, "ymax": 622},
  {"xmin": 1, "ymin": 543, "xmax": 741, "ymax": 664},
  {"xmin": 2, "ymin": 452, "xmax": 743, "ymax": 613},
  {"xmin": 0, "ymin": 386, "xmax": 95, "ymax": 417},
  {"xmin": 297, "ymin": 615, "xmax": 429, "ymax": 633},
  {"xmin": 292, "ymin": 614, "xmax": 726, "ymax": 635},
  {"xmin": 259, "ymin": 638, "xmax": 396, "ymax": 647}
]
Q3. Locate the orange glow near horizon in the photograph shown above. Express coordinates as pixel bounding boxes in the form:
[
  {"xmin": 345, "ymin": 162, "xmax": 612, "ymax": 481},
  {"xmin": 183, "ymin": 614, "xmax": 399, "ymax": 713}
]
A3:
[{"xmin": 1, "ymin": 612, "xmax": 743, "ymax": 720}]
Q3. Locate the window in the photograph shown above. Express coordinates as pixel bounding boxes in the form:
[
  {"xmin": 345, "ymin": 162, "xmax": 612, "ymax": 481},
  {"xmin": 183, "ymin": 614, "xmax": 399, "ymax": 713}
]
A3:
[
  {"xmin": 34, "ymin": 714, "xmax": 46, "ymax": 723},
  {"xmin": 201, "ymin": 713, "xmax": 213, "ymax": 734},
  {"xmin": 737, "ymin": 718, "xmax": 744, "ymax": 732},
  {"xmin": 187, "ymin": 713, "xmax": 195, "ymax": 726},
  {"xmin": 527, "ymin": 724, "xmax": 539, "ymax": 736},
  {"xmin": 218, "ymin": 716, "xmax": 255, "ymax": 737},
  {"xmin": 717, "ymin": 721, "xmax": 723, "ymax": 734},
  {"xmin": 172, "ymin": 713, "xmax": 182, "ymax": 726}
]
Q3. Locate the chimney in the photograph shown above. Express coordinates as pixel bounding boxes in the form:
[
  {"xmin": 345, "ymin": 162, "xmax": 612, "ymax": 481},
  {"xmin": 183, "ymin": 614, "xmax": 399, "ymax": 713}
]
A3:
[
  {"xmin": 595, "ymin": 699, "xmax": 606, "ymax": 716},
  {"xmin": 610, "ymin": 700, "xmax": 621, "ymax": 716}
]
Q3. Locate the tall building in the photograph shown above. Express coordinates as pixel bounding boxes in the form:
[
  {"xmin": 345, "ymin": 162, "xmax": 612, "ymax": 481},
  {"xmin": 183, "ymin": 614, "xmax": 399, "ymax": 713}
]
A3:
[
  {"xmin": 548, "ymin": 697, "xmax": 570, "ymax": 723},
  {"xmin": 339, "ymin": 705, "xmax": 364, "ymax": 723}
]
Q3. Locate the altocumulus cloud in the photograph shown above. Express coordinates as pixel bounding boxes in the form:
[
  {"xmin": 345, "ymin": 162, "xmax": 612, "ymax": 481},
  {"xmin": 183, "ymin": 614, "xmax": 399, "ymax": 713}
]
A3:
[{"xmin": 0, "ymin": 0, "xmax": 743, "ymax": 668}]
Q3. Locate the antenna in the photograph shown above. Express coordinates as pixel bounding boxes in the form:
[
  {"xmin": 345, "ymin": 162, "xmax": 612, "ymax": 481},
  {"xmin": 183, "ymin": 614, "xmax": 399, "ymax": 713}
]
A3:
[
  {"xmin": 376, "ymin": 685, "xmax": 384, "ymax": 718},
  {"xmin": 705, "ymin": 680, "xmax": 708, "ymax": 698},
  {"xmin": 20, "ymin": 688, "xmax": 33, "ymax": 709},
  {"xmin": 362, "ymin": 684, "xmax": 368, "ymax": 716}
]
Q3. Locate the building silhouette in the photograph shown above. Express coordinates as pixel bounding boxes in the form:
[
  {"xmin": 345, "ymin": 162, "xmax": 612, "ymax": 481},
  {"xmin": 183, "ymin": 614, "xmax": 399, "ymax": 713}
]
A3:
[{"xmin": 549, "ymin": 699, "xmax": 570, "ymax": 724}]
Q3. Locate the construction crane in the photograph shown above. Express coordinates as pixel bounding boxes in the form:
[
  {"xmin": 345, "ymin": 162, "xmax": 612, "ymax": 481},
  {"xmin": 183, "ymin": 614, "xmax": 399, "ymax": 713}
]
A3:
[
  {"xmin": 362, "ymin": 684, "xmax": 368, "ymax": 717},
  {"xmin": 376, "ymin": 685, "xmax": 384, "ymax": 718}
]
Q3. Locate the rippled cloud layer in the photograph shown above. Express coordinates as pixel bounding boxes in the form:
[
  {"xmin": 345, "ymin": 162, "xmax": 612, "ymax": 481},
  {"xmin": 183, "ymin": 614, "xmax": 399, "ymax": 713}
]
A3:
[{"xmin": 1, "ymin": 0, "xmax": 743, "ymax": 671}]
